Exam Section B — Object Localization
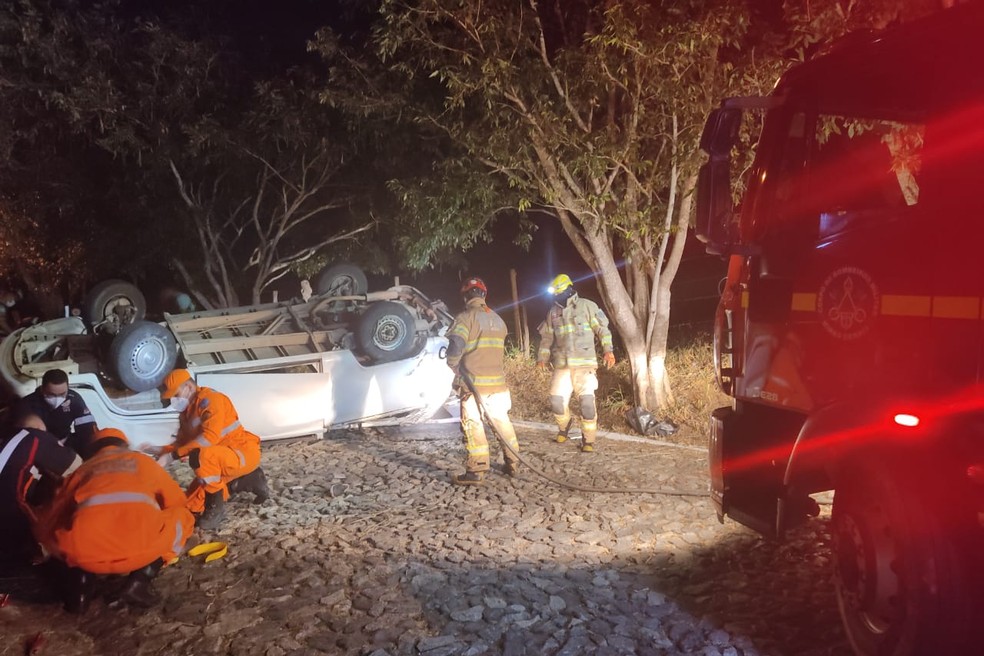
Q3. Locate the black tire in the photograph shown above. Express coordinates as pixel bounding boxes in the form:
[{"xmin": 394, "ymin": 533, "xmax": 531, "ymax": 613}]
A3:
[
  {"xmin": 109, "ymin": 320, "xmax": 177, "ymax": 392},
  {"xmin": 356, "ymin": 301, "xmax": 423, "ymax": 363},
  {"xmin": 315, "ymin": 264, "xmax": 368, "ymax": 297},
  {"xmin": 832, "ymin": 457, "xmax": 978, "ymax": 656},
  {"xmin": 83, "ymin": 279, "xmax": 146, "ymax": 335}
]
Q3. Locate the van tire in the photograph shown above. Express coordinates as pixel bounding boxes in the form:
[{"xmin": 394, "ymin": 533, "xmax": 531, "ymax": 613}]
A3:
[
  {"xmin": 356, "ymin": 301, "xmax": 421, "ymax": 363},
  {"xmin": 83, "ymin": 279, "xmax": 146, "ymax": 335},
  {"xmin": 315, "ymin": 264, "xmax": 368, "ymax": 297},
  {"xmin": 109, "ymin": 320, "xmax": 177, "ymax": 392}
]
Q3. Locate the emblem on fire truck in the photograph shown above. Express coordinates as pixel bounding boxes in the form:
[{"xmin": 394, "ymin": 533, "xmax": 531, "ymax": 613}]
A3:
[{"xmin": 817, "ymin": 266, "xmax": 879, "ymax": 340}]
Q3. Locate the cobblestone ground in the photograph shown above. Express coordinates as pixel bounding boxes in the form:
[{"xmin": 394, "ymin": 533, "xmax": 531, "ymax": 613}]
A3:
[{"xmin": 1, "ymin": 426, "xmax": 852, "ymax": 656}]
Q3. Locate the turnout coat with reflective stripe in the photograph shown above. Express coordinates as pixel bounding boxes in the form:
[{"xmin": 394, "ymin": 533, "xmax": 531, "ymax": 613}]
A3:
[
  {"xmin": 38, "ymin": 446, "xmax": 194, "ymax": 574},
  {"xmin": 537, "ymin": 294, "xmax": 614, "ymax": 369},
  {"xmin": 447, "ymin": 298, "xmax": 509, "ymax": 393},
  {"xmin": 0, "ymin": 427, "xmax": 78, "ymax": 513},
  {"xmin": 174, "ymin": 387, "xmax": 260, "ymax": 460},
  {"xmin": 173, "ymin": 387, "xmax": 261, "ymax": 513}
]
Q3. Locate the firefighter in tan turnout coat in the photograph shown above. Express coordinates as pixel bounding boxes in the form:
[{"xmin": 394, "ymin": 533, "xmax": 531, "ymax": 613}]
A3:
[
  {"xmin": 537, "ymin": 274, "xmax": 615, "ymax": 452},
  {"xmin": 446, "ymin": 277, "xmax": 520, "ymax": 485}
]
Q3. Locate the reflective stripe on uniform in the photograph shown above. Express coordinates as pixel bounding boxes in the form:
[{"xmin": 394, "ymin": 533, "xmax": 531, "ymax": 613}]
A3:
[
  {"xmin": 172, "ymin": 518, "xmax": 185, "ymax": 555},
  {"xmin": 220, "ymin": 421, "xmax": 241, "ymax": 437},
  {"xmin": 78, "ymin": 492, "xmax": 160, "ymax": 510},
  {"xmin": 472, "ymin": 374, "xmax": 506, "ymax": 386},
  {"xmin": 233, "ymin": 449, "xmax": 246, "ymax": 467},
  {"xmin": 465, "ymin": 337, "xmax": 505, "ymax": 349},
  {"xmin": 201, "ymin": 475, "xmax": 222, "ymax": 484},
  {"xmin": 74, "ymin": 415, "xmax": 96, "ymax": 426},
  {"xmin": 0, "ymin": 430, "xmax": 30, "ymax": 476},
  {"xmin": 193, "ymin": 436, "xmax": 211, "ymax": 448}
]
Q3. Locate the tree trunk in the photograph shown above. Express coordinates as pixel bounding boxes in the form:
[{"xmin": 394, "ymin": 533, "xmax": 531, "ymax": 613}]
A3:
[{"xmin": 578, "ymin": 171, "xmax": 697, "ymax": 413}]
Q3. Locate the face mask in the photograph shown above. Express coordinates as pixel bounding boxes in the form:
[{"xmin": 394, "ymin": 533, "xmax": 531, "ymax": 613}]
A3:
[
  {"xmin": 553, "ymin": 288, "xmax": 575, "ymax": 305},
  {"xmin": 44, "ymin": 395, "xmax": 67, "ymax": 409},
  {"xmin": 169, "ymin": 396, "xmax": 190, "ymax": 412}
]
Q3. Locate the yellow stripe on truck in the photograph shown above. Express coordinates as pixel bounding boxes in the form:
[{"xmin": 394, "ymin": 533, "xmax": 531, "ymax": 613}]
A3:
[
  {"xmin": 932, "ymin": 296, "xmax": 981, "ymax": 320},
  {"xmin": 787, "ymin": 293, "xmax": 982, "ymax": 319},
  {"xmin": 791, "ymin": 293, "xmax": 816, "ymax": 312},
  {"xmin": 881, "ymin": 295, "xmax": 932, "ymax": 317}
]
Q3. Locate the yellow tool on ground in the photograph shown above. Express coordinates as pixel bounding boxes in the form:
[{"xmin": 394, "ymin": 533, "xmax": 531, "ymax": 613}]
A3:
[{"xmin": 187, "ymin": 541, "xmax": 229, "ymax": 563}]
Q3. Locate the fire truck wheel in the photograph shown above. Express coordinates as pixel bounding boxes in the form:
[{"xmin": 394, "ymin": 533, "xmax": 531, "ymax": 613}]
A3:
[
  {"xmin": 109, "ymin": 320, "xmax": 177, "ymax": 392},
  {"xmin": 356, "ymin": 301, "xmax": 422, "ymax": 363},
  {"xmin": 315, "ymin": 264, "xmax": 368, "ymax": 297},
  {"xmin": 83, "ymin": 279, "xmax": 147, "ymax": 336},
  {"xmin": 832, "ymin": 459, "xmax": 977, "ymax": 656}
]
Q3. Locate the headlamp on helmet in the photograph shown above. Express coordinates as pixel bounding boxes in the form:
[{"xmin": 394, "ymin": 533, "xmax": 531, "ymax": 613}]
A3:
[{"xmin": 548, "ymin": 274, "xmax": 573, "ymax": 295}]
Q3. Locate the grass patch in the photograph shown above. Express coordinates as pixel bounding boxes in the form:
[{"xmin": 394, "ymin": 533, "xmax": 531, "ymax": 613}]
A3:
[{"xmin": 505, "ymin": 332, "xmax": 729, "ymax": 447}]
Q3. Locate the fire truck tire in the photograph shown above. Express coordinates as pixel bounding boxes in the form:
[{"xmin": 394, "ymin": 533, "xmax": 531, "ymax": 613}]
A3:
[
  {"xmin": 109, "ymin": 320, "xmax": 177, "ymax": 392},
  {"xmin": 315, "ymin": 264, "xmax": 368, "ymax": 297},
  {"xmin": 832, "ymin": 459, "xmax": 977, "ymax": 656},
  {"xmin": 83, "ymin": 280, "xmax": 147, "ymax": 335},
  {"xmin": 356, "ymin": 301, "xmax": 422, "ymax": 363}
]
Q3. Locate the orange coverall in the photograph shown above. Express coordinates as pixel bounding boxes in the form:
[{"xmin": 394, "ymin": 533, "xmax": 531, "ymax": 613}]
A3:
[
  {"xmin": 171, "ymin": 387, "xmax": 261, "ymax": 513},
  {"xmin": 38, "ymin": 446, "xmax": 194, "ymax": 574}
]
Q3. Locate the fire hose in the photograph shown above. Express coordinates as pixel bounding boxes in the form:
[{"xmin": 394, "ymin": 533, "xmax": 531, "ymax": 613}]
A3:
[{"xmin": 458, "ymin": 372, "xmax": 707, "ymax": 498}]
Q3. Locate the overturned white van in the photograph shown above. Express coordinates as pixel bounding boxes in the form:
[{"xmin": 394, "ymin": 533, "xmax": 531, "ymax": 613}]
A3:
[{"xmin": 0, "ymin": 267, "xmax": 456, "ymax": 450}]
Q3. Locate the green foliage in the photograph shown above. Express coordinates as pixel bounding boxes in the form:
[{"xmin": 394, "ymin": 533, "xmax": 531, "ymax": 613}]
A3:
[
  {"xmin": 782, "ymin": 0, "xmax": 943, "ymax": 59},
  {"xmin": 369, "ymin": 0, "xmax": 787, "ymax": 262},
  {"xmin": 0, "ymin": 0, "xmax": 387, "ymax": 305}
]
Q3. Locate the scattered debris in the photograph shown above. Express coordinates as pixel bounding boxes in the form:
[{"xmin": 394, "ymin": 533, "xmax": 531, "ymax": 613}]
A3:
[{"xmin": 625, "ymin": 406, "xmax": 679, "ymax": 437}]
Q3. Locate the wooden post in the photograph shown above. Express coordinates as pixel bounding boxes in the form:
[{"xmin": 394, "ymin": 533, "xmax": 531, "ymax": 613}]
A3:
[
  {"xmin": 394, "ymin": 276, "xmax": 400, "ymax": 287},
  {"xmin": 510, "ymin": 269, "xmax": 523, "ymax": 353},
  {"xmin": 272, "ymin": 290, "xmax": 279, "ymax": 303},
  {"xmin": 521, "ymin": 303, "xmax": 531, "ymax": 358}
]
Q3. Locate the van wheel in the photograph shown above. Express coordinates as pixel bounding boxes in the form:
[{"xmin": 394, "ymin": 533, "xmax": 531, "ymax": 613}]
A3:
[
  {"xmin": 315, "ymin": 264, "xmax": 368, "ymax": 297},
  {"xmin": 83, "ymin": 279, "xmax": 146, "ymax": 335},
  {"xmin": 832, "ymin": 458, "xmax": 978, "ymax": 656},
  {"xmin": 356, "ymin": 301, "xmax": 422, "ymax": 363},
  {"xmin": 109, "ymin": 320, "xmax": 176, "ymax": 392}
]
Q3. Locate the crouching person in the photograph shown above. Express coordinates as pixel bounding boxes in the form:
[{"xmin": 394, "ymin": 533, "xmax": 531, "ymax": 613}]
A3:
[
  {"xmin": 158, "ymin": 369, "xmax": 269, "ymax": 530},
  {"xmin": 36, "ymin": 428, "xmax": 195, "ymax": 613},
  {"xmin": 0, "ymin": 413, "xmax": 82, "ymax": 565}
]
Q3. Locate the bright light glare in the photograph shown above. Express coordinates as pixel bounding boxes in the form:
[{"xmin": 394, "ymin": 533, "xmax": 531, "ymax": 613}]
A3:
[
  {"xmin": 893, "ymin": 413, "xmax": 920, "ymax": 427},
  {"xmin": 547, "ymin": 286, "xmax": 556, "ymax": 294}
]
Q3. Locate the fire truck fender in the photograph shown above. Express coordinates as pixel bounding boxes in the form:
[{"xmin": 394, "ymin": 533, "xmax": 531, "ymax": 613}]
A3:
[{"xmin": 781, "ymin": 399, "xmax": 900, "ymax": 492}]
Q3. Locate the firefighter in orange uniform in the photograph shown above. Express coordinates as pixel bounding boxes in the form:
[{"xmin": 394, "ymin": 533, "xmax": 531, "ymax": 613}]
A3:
[
  {"xmin": 37, "ymin": 427, "xmax": 195, "ymax": 612},
  {"xmin": 158, "ymin": 369, "xmax": 269, "ymax": 529}
]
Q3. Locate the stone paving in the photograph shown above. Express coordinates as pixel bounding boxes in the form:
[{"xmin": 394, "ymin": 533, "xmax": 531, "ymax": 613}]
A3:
[{"xmin": 1, "ymin": 425, "xmax": 852, "ymax": 655}]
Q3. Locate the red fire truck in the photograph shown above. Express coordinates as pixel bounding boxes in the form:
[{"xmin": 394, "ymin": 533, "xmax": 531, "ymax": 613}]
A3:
[{"xmin": 695, "ymin": 4, "xmax": 983, "ymax": 655}]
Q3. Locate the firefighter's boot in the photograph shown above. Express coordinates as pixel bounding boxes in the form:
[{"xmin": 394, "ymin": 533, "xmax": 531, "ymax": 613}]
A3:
[
  {"xmin": 451, "ymin": 471, "xmax": 485, "ymax": 486},
  {"xmin": 247, "ymin": 467, "xmax": 271, "ymax": 503},
  {"xmin": 121, "ymin": 558, "xmax": 164, "ymax": 608},
  {"xmin": 63, "ymin": 567, "xmax": 92, "ymax": 615},
  {"xmin": 196, "ymin": 491, "xmax": 226, "ymax": 530},
  {"xmin": 555, "ymin": 416, "xmax": 574, "ymax": 443},
  {"xmin": 581, "ymin": 419, "xmax": 597, "ymax": 453},
  {"xmin": 503, "ymin": 461, "xmax": 520, "ymax": 478},
  {"xmin": 230, "ymin": 468, "xmax": 271, "ymax": 504}
]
